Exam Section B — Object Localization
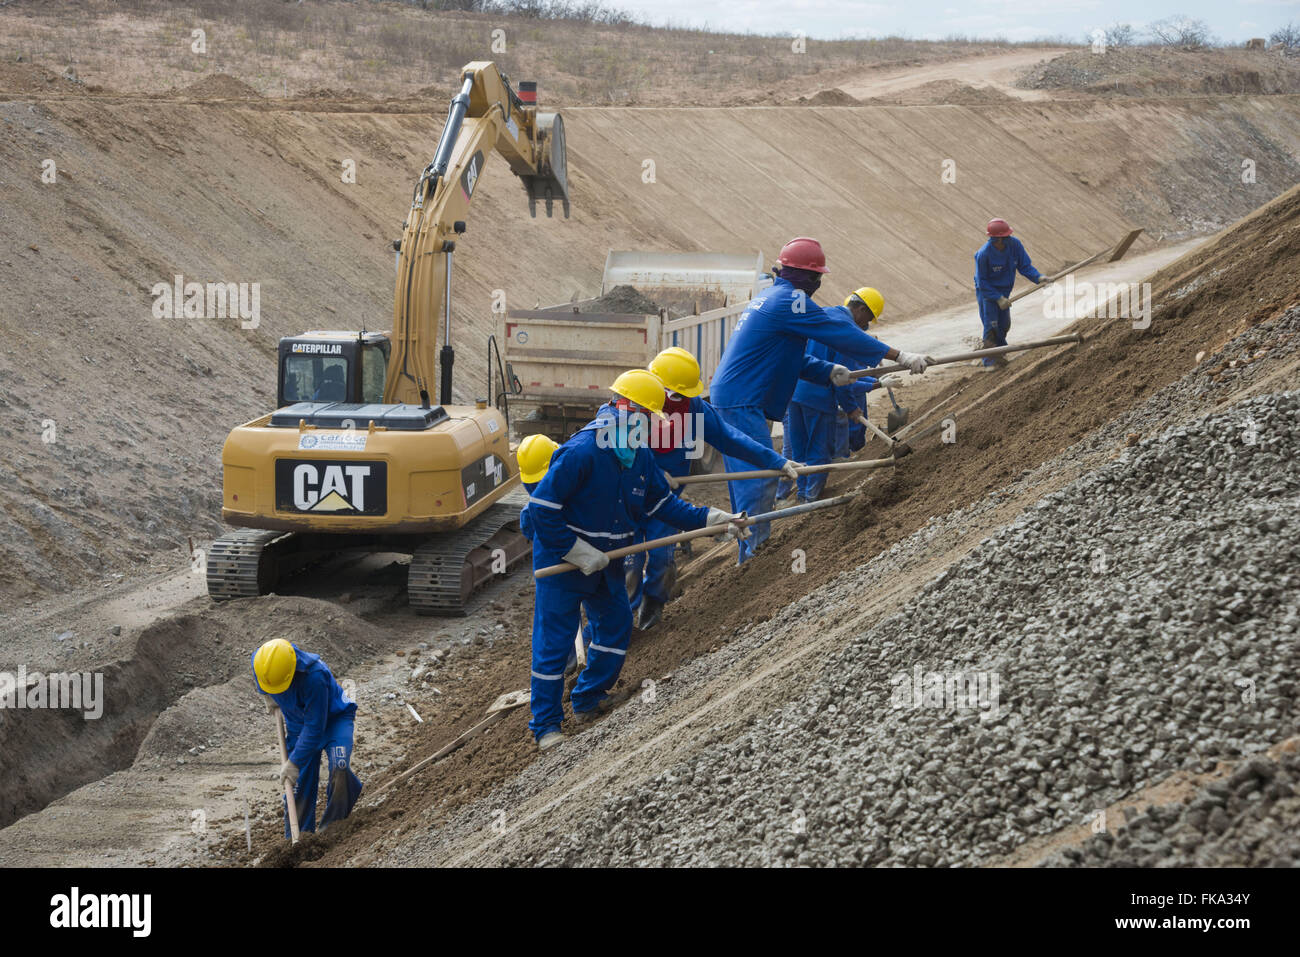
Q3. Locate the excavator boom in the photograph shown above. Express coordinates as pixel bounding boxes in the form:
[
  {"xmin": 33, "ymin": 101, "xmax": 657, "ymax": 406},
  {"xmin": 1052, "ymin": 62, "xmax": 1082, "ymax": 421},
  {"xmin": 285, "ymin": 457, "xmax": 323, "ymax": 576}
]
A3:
[{"xmin": 388, "ymin": 62, "xmax": 569, "ymax": 408}]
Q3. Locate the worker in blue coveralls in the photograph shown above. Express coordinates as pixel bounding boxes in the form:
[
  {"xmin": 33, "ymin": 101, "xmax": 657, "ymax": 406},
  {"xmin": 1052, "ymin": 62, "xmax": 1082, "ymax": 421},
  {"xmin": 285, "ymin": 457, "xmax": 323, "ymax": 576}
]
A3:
[
  {"xmin": 251, "ymin": 638, "xmax": 362, "ymax": 836},
  {"xmin": 624, "ymin": 346, "xmax": 801, "ymax": 632},
  {"xmin": 777, "ymin": 287, "xmax": 887, "ymax": 504},
  {"xmin": 517, "ymin": 433, "xmax": 592, "ymax": 675},
  {"xmin": 975, "ymin": 218, "xmax": 1048, "ymax": 368},
  {"xmin": 525, "ymin": 369, "xmax": 748, "ymax": 751},
  {"xmin": 709, "ymin": 237, "xmax": 929, "ymax": 562}
]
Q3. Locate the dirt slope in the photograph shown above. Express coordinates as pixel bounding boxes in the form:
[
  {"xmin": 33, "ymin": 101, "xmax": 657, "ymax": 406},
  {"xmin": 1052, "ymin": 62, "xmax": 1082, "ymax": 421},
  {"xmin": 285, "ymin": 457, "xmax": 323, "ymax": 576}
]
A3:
[{"xmin": 1, "ymin": 88, "xmax": 1298, "ymax": 602}]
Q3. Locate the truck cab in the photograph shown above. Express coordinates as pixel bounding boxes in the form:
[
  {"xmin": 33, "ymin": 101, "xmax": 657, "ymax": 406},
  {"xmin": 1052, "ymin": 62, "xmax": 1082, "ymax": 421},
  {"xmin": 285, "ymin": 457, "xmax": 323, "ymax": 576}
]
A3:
[{"xmin": 277, "ymin": 332, "xmax": 391, "ymax": 409}]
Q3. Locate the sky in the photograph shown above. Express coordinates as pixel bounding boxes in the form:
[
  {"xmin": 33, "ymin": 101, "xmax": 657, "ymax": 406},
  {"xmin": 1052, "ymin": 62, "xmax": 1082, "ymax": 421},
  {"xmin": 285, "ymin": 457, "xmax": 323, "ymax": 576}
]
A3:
[{"xmin": 604, "ymin": 0, "xmax": 1300, "ymax": 43}]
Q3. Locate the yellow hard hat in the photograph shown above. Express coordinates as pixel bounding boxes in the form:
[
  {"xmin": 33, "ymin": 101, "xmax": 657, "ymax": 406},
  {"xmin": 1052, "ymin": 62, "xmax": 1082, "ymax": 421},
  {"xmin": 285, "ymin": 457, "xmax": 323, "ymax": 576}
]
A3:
[
  {"xmin": 649, "ymin": 346, "xmax": 704, "ymax": 398},
  {"xmin": 253, "ymin": 638, "xmax": 296, "ymax": 695},
  {"xmin": 610, "ymin": 368, "xmax": 668, "ymax": 417},
  {"xmin": 517, "ymin": 433, "xmax": 559, "ymax": 484},
  {"xmin": 845, "ymin": 287, "xmax": 885, "ymax": 322}
]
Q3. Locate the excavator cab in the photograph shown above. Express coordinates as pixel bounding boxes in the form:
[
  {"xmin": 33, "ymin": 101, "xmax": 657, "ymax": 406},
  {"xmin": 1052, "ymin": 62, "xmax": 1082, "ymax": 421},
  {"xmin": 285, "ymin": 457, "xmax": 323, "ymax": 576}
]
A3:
[{"xmin": 277, "ymin": 332, "xmax": 391, "ymax": 408}]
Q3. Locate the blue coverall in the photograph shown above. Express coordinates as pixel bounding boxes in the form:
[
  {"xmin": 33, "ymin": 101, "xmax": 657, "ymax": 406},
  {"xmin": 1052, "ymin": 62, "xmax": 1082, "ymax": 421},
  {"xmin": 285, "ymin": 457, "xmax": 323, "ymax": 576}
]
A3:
[
  {"xmin": 526, "ymin": 409, "xmax": 710, "ymax": 740},
  {"xmin": 783, "ymin": 373, "xmax": 877, "ymax": 501},
  {"xmin": 727, "ymin": 299, "xmax": 888, "ymax": 510},
  {"xmin": 974, "ymin": 237, "xmax": 1043, "ymax": 366},
  {"xmin": 835, "ymin": 378, "xmax": 874, "ymax": 459},
  {"xmin": 709, "ymin": 279, "xmax": 894, "ymax": 562},
  {"xmin": 781, "ymin": 364, "xmax": 880, "ymax": 501},
  {"xmin": 522, "ymin": 483, "xmax": 591, "ymax": 670},
  {"xmin": 252, "ymin": 645, "xmax": 361, "ymax": 836},
  {"xmin": 627, "ymin": 393, "xmax": 787, "ymax": 613}
]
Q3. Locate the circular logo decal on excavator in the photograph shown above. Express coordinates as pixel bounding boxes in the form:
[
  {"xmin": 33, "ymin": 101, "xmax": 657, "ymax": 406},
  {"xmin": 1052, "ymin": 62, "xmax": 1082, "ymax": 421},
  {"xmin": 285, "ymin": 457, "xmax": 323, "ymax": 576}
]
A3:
[{"xmin": 275, "ymin": 459, "xmax": 388, "ymax": 516}]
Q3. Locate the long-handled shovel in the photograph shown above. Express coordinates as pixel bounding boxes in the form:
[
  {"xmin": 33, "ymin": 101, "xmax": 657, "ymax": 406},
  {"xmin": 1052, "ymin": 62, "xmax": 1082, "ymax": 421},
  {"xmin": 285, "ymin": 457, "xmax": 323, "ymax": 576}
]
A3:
[
  {"xmin": 667, "ymin": 455, "xmax": 895, "ymax": 488},
  {"xmin": 861, "ymin": 416, "xmax": 913, "ymax": 458},
  {"xmin": 369, "ymin": 690, "xmax": 531, "ymax": 802},
  {"xmin": 847, "ymin": 334, "xmax": 1085, "ymax": 380},
  {"xmin": 535, "ymin": 494, "xmax": 857, "ymax": 579},
  {"xmin": 274, "ymin": 708, "xmax": 301, "ymax": 844}
]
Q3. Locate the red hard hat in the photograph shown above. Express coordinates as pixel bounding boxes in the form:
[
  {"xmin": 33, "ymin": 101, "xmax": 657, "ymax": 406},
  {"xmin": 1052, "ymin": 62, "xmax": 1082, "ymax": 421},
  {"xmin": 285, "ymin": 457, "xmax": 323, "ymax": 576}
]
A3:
[
  {"xmin": 777, "ymin": 237, "xmax": 829, "ymax": 274},
  {"xmin": 986, "ymin": 218, "xmax": 1013, "ymax": 237}
]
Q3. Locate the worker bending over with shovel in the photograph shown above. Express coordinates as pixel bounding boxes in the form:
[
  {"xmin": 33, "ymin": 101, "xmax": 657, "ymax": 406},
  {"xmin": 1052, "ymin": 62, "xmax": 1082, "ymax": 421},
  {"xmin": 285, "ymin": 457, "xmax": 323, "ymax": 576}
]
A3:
[
  {"xmin": 251, "ymin": 638, "xmax": 362, "ymax": 837},
  {"xmin": 628, "ymin": 346, "xmax": 800, "ymax": 631},
  {"xmin": 526, "ymin": 369, "xmax": 747, "ymax": 750},
  {"xmin": 975, "ymin": 218, "xmax": 1048, "ymax": 369},
  {"xmin": 709, "ymin": 237, "xmax": 928, "ymax": 562},
  {"xmin": 779, "ymin": 287, "xmax": 888, "ymax": 504}
]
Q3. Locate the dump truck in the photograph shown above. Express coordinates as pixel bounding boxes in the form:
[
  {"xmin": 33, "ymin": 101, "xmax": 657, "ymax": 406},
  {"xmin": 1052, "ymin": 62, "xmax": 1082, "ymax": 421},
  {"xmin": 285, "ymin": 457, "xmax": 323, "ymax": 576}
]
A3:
[{"xmin": 497, "ymin": 250, "xmax": 770, "ymax": 438}]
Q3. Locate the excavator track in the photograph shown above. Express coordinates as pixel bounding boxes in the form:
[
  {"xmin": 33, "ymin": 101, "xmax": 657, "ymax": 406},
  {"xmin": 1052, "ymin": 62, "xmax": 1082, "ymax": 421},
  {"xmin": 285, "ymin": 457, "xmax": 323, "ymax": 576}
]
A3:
[
  {"xmin": 206, "ymin": 529, "xmax": 292, "ymax": 600},
  {"xmin": 408, "ymin": 494, "xmax": 530, "ymax": 615}
]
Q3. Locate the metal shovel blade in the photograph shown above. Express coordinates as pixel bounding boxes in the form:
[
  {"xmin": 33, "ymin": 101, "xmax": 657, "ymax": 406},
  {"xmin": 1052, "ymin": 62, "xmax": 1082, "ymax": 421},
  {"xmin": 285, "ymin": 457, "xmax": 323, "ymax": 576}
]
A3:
[
  {"xmin": 487, "ymin": 689, "xmax": 530, "ymax": 714},
  {"xmin": 885, "ymin": 387, "xmax": 910, "ymax": 433}
]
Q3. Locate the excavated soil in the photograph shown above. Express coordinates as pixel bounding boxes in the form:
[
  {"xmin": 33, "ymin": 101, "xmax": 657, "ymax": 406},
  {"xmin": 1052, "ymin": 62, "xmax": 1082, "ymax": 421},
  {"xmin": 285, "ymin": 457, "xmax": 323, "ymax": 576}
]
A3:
[
  {"xmin": 0, "ymin": 596, "xmax": 392, "ymax": 828},
  {"xmin": 180, "ymin": 74, "xmax": 264, "ymax": 101}
]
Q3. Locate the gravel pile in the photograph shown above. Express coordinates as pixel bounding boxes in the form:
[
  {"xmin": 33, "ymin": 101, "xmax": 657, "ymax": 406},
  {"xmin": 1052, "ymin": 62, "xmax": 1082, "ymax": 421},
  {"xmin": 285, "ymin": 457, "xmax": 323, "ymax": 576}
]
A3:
[
  {"xmin": 1047, "ymin": 745, "xmax": 1300, "ymax": 867},
  {"xmin": 505, "ymin": 391, "xmax": 1300, "ymax": 866}
]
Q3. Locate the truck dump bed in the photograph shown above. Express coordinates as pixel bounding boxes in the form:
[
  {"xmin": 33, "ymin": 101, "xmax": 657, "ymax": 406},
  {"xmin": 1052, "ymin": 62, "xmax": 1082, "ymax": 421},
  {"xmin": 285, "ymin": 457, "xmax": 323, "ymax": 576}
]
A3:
[{"xmin": 499, "ymin": 251, "xmax": 769, "ymax": 438}]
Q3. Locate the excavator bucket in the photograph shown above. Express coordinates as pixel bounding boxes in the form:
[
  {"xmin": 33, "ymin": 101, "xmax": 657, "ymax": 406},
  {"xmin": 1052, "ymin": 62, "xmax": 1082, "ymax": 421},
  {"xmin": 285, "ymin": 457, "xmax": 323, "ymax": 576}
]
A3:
[{"xmin": 524, "ymin": 112, "xmax": 569, "ymax": 218}]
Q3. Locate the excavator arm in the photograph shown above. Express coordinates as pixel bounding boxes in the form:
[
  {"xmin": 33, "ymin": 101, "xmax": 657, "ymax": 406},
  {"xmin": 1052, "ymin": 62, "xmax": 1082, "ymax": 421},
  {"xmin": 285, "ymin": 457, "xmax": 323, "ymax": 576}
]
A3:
[{"xmin": 387, "ymin": 62, "xmax": 569, "ymax": 407}]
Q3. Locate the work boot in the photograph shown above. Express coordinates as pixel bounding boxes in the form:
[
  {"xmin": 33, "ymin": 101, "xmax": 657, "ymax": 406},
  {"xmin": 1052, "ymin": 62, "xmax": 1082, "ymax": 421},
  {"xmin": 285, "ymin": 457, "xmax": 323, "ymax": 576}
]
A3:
[
  {"xmin": 637, "ymin": 596, "xmax": 664, "ymax": 631},
  {"xmin": 571, "ymin": 689, "xmax": 631, "ymax": 725},
  {"xmin": 537, "ymin": 730, "xmax": 565, "ymax": 751}
]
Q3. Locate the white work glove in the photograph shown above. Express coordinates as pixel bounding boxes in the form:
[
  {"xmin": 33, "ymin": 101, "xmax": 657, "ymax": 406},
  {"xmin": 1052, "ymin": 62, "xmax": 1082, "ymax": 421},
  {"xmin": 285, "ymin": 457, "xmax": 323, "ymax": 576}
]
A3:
[
  {"xmin": 996, "ymin": 296, "xmax": 1011, "ymax": 309},
  {"xmin": 1036, "ymin": 275, "xmax": 1050, "ymax": 285},
  {"xmin": 896, "ymin": 351, "xmax": 929, "ymax": 374},
  {"xmin": 877, "ymin": 373, "xmax": 905, "ymax": 388},
  {"xmin": 706, "ymin": 507, "xmax": 751, "ymax": 541},
  {"xmin": 781, "ymin": 460, "xmax": 802, "ymax": 482},
  {"xmin": 563, "ymin": 537, "xmax": 610, "ymax": 576},
  {"xmin": 279, "ymin": 760, "xmax": 299, "ymax": 787},
  {"xmin": 829, "ymin": 364, "xmax": 856, "ymax": 387},
  {"xmin": 262, "ymin": 695, "xmax": 277, "ymax": 715}
]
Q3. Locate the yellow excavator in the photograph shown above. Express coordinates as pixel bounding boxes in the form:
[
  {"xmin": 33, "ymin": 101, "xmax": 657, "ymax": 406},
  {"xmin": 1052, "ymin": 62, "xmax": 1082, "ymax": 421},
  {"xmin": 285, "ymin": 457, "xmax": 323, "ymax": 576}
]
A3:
[{"xmin": 208, "ymin": 62, "xmax": 568, "ymax": 613}]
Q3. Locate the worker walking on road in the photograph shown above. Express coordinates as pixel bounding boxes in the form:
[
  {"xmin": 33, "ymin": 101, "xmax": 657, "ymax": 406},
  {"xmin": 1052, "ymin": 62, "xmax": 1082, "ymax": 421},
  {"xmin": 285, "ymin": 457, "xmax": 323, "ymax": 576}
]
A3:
[
  {"xmin": 627, "ymin": 346, "xmax": 801, "ymax": 631},
  {"xmin": 526, "ymin": 369, "xmax": 747, "ymax": 750},
  {"xmin": 975, "ymin": 218, "xmax": 1048, "ymax": 368},
  {"xmin": 709, "ymin": 239, "xmax": 928, "ymax": 562},
  {"xmin": 777, "ymin": 287, "xmax": 887, "ymax": 504},
  {"xmin": 251, "ymin": 638, "xmax": 362, "ymax": 836}
]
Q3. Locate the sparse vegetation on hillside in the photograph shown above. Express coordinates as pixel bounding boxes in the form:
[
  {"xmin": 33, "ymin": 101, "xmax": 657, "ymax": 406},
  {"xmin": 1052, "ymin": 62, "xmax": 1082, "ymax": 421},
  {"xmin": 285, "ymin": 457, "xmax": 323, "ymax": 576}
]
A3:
[{"xmin": 0, "ymin": 0, "xmax": 1048, "ymax": 104}]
